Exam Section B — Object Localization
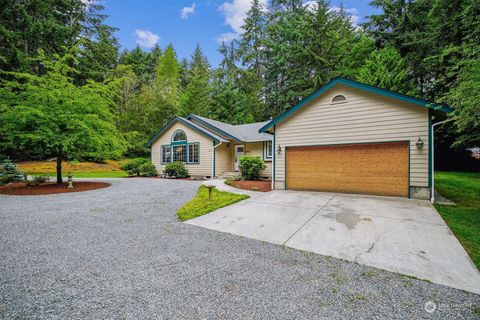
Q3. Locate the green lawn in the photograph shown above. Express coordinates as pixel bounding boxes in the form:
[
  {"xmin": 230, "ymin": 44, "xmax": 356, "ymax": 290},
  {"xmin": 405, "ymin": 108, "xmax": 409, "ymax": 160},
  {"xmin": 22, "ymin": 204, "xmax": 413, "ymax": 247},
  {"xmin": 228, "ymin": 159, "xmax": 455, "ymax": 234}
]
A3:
[
  {"xmin": 177, "ymin": 186, "xmax": 249, "ymax": 221},
  {"xmin": 434, "ymin": 171, "xmax": 480, "ymax": 269}
]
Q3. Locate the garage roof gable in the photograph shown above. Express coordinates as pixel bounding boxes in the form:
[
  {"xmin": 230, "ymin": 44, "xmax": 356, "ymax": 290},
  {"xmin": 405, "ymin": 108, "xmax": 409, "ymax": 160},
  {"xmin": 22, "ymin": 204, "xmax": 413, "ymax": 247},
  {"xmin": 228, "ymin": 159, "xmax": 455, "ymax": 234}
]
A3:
[{"xmin": 259, "ymin": 77, "xmax": 454, "ymax": 133}]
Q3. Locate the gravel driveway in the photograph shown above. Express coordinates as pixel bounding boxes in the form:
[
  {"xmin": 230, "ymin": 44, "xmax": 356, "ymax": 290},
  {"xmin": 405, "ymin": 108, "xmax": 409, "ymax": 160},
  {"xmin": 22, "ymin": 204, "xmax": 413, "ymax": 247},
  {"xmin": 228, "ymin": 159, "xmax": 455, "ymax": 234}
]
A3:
[{"xmin": 0, "ymin": 178, "xmax": 479, "ymax": 319}]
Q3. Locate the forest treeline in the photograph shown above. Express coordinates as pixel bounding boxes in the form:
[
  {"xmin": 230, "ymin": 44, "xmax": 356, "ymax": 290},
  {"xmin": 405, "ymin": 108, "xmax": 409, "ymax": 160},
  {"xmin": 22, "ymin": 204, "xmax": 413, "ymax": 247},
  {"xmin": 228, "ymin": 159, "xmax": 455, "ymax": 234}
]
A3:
[{"xmin": 0, "ymin": 0, "xmax": 479, "ymax": 162}]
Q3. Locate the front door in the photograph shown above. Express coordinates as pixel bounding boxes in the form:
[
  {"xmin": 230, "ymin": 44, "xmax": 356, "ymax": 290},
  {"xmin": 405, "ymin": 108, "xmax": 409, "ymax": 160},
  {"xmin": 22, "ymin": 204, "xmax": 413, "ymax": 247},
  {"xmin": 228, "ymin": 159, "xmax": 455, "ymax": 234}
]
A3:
[{"xmin": 234, "ymin": 145, "xmax": 245, "ymax": 171}]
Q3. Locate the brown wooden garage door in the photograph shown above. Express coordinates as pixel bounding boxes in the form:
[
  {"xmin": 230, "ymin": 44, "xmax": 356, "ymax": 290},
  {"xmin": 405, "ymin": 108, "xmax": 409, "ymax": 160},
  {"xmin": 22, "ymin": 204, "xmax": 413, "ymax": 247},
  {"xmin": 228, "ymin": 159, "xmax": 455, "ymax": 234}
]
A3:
[{"xmin": 286, "ymin": 142, "xmax": 409, "ymax": 197}]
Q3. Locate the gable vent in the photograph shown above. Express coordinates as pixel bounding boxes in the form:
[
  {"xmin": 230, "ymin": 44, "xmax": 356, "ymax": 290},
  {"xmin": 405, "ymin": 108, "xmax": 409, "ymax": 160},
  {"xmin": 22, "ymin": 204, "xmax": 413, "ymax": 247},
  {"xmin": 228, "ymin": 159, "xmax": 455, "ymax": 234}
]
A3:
[{"xmin": 331, "ymin": 94, "xmax": 347, "ymax": 104}]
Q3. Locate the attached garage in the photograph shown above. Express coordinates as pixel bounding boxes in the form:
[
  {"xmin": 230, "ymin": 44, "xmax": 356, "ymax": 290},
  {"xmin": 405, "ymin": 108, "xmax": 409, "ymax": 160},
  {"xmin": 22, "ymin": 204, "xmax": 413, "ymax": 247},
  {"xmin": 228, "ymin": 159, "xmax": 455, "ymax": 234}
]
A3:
[
  {"xmin": 258, "ymin": 78, "xmax": 453, "ymax": 199},
  {"xmin": 285, "ymin": 142, "xmax": 409, "ymax": 197}
]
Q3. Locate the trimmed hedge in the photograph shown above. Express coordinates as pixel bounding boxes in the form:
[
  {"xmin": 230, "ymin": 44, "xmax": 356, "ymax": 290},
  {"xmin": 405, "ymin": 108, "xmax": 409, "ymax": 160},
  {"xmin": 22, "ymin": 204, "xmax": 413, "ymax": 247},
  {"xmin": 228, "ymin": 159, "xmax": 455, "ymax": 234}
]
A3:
[
  {"xmin": 164, "ymin": 161, "xmax": 188, "ymax": 178},
  {"xmin": 238, "ymin": 156, "xmax": 266, "ymax": 180}
]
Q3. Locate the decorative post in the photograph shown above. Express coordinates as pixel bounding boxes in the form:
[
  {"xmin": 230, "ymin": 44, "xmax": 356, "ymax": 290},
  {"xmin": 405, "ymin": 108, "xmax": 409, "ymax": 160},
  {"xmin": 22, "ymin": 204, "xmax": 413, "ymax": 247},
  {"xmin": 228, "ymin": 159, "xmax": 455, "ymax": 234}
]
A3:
[{"xmin": 67, "ymin": 172, "xmax": 74, "ymax": 188}]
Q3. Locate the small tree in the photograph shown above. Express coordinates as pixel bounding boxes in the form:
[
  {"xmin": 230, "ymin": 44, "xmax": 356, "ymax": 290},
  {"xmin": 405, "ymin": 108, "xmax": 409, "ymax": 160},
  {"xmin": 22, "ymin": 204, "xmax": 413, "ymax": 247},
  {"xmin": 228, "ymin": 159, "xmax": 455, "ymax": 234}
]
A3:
[
  {"xmin": 0, "ymin": 48, "xmax": 126, "ymax": 184},
  {"xmin": 238, "ymin": 156, "xmax": 266, "ymax": 180}
]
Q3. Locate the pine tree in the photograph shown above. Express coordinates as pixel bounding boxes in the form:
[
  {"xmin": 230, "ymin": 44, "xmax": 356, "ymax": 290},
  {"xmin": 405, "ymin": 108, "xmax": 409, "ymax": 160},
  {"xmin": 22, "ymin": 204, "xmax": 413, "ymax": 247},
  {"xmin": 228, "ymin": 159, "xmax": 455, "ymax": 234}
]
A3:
[
  {"xmin": 77, "ymin": 24, "xmax": 120, "ymax": 83},
  {"xmin": 210, "ymin": 42, "xmax": 260, "ymax": 124},
  {"xmin": 180, "ymin": 44, "xmax": 211, "ymax": 116},
  {"xmin": 240, "ymin": 0, "xmax": 266, "ymax": 78},
  {"xmin": 356, "ymin": 47, "xmax": 416, "ymax": 95},
  {"xmin": 146, "ymin": 44, "xmax": 163, "ymax": 78},
  {"xmin": 262, "ymin": 0, "xmax": 355, "ymax": 117},
  {"xmin": 179, "ymin": 58, "xmax": 189, "ymax": 90},
  {"xmin": 135, "ymin": 44, "xmax": 180, "ymax": 136},
  {"xmin": 119, "ymin": 45, "xmax": 150, "ymax": 77}
]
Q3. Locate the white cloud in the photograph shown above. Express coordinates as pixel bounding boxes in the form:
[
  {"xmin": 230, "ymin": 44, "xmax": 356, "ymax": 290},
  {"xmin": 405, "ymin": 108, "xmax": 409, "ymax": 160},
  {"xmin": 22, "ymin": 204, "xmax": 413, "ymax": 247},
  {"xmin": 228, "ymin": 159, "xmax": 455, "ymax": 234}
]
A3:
[
  {"xmin": 216, "ymin": 32, "xmax": 239, "ymax": 44},
  {"xmin": 81, "ymin": 0, "xmax": 95, "ymax": 8},
  {"xmin": 329, "ymin": 6, "xmax": 359, "ymax": 26},
  {"xmin": 217, "ymin": 0, "xmax": 267, "ymax": 42},
  {"xmin": 303, "ymin": 0, "xmax": 317, "ymax": 11},
  {"xmin": 180, "ymin": 3, "xmax": 196, "ymax": 19},
  {"xmin": 135, "ymin": 29, "xmax": 160, "ymax": 48}
]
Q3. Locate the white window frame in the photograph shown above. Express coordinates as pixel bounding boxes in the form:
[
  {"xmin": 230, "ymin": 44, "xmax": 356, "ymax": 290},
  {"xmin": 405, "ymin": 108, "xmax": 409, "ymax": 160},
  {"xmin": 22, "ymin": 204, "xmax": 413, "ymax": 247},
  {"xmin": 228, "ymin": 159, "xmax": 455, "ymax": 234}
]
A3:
[
  {"xmin": 265, "ymin": 140, "xmax": 273, "ymax": 159},
  {"xmin": 187, "ymin": 143, "xmax": 200, "ymax": 164},
  {"xmin": 161, "ymin": 145, "xmax": 171, "ymax": 164}
]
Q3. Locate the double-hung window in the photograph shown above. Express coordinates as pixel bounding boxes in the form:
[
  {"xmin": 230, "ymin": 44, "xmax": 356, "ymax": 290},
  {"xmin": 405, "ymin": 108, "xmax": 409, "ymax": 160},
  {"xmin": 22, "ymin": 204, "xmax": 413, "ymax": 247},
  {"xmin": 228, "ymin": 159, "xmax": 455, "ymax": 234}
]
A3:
[
  {"xmin": 265, "ymin": 140, "xmax": 273, "ymax": 159},
  {"xmin": 161, "ymin": 145, "xmax": 171, "ymax": 164},
  {"xmin": 187, "ymin": 143, "xmax": 199, "ymax": 164}
]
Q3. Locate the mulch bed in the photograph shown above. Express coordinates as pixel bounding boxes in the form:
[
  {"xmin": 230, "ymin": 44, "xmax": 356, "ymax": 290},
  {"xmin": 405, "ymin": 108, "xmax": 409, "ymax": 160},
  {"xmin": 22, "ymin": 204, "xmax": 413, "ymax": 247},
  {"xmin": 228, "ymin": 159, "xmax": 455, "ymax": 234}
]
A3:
[
  {"xmin": 230, "ymin": 180, "xmax": 272, "ymax": 192},
  {"xmin": 127, "ymin": 176, "xmax": 200, "ymax": 181},
  {"xmin": 0, "ymin": 181, "xmax": 111, "ymax": 196}
]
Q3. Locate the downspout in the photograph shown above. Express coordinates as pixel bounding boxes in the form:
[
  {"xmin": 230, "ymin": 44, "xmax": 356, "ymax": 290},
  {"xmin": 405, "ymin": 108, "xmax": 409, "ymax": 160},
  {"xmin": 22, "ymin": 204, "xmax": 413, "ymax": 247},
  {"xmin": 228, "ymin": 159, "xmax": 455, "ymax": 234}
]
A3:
[
  {"xmin": 212, "ymin": 141, "xmax": 223, "ymax": 179},
  {"xmin": 272, "ymin": 125, "xmax": 275, "ymax": 191},
  {"xmin": 431, "ymin": 118, "xmax": 454, "ymax": 203}
]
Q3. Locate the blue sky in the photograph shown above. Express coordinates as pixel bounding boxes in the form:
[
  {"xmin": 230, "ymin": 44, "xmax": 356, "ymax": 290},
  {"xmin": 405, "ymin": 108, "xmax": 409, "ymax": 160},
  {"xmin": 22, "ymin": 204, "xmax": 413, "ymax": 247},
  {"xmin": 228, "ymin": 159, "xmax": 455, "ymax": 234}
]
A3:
[{"xmin": 103, "ymin": 0, "xmax": 379, "ymax": 66}]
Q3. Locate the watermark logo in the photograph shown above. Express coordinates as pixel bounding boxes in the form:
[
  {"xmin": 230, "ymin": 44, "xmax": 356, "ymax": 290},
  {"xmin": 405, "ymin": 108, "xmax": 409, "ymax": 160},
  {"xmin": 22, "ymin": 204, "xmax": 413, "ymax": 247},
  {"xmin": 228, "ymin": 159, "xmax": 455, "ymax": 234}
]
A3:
[{"xmin": 425, "ymin": 301, "xmax": 437, "ymax": 313}]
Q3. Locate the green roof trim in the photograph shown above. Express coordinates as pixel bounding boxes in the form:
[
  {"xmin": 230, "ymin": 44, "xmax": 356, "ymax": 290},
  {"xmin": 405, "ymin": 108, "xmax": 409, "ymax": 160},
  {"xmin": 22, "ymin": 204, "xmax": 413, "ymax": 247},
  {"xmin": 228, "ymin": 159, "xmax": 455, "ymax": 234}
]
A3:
[
  {"xmin": 145, "ymin": 116, "xmax": 225, "ymax": 147},
  {"xmin": 259, "ymin": 77, "xmax": 454, "ymax": 133}
]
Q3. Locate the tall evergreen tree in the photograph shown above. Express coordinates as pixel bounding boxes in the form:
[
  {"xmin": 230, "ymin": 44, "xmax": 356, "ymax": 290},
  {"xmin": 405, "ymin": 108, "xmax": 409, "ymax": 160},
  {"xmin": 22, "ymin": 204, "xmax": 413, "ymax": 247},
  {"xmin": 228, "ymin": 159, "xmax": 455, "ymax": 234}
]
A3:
[
  {"xmin": 77, "ymin": 25, "xmax": 120, "ymax": 83},
  {"xmin": 240, "ymin": 0, "xmax": 266, "ymax": 78},
  {"xmin": 119, "ymin": 45, "xmax": 150, "ymax": 78},
  {"xmin": 180, "ymin": 44, "xmax": 211, "ymax": 116},
  {"xmin": 178, "ymin": 58, "xmax": 189, "ymax": 91},
  {"xmin": 135, "ymin": 44, "xmax": 180, "ymax": 137},
  {"xmin": 262, "ymin": 0, "xmax": 355, "ymax": 117},
  {"xmin": 356, "ymin": 47, "xmax": 416, "ymax": 95},
  {"xmin": 210, "ymin": 42, "xmax": 261, "ymax": 124},
  {"xmin": 0, "ymin": 0, "xmax": 84, "ymax": 72},
  {"xmin": 146, "ymin": 44, "xmax": 163, "ymax": 78}
]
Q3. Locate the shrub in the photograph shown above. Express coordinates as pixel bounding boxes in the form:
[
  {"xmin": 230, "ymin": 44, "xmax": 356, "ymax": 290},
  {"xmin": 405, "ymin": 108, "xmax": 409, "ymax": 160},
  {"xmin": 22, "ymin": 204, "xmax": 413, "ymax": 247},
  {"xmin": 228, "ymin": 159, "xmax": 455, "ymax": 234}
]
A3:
[
  {"xmin": 164, "ymin": 161, "xmax": 188, "ymax": 178},
  {"xmin": 0, "ymin": 160, "xmax": 24, "ymax": 186},
  {"xmin": 28, "ymin": 176, "xmax": 49, "ymax": 186},
  {"xmin": 238, "ymin": 156, "xmax": 266, "ymax": 180},
  {"xmin": 139, "ymin": 162, "xmax": 157, "ymax": 177},
  {"xmin": 121, "ymin": 158, "xmax": 148, "ymax": 176},
  {"xmin": 224, "ymin": 178, "xmax": 232, "ymax": 185},
  {"xmin": 123, "ymin": 131, "xmax": 149, "ymax": 158},
  {"xmin": 0, "ymin": 174, "xmax": 16, "ymax": 186}
]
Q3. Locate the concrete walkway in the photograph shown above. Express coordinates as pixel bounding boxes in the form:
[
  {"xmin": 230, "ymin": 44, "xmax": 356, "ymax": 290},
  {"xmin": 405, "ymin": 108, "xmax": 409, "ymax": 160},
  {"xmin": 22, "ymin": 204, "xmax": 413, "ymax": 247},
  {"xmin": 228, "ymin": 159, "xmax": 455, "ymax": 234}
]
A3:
[{"xmin": 188, "ymin": 181, "xmax": 480, "ymax": 295}]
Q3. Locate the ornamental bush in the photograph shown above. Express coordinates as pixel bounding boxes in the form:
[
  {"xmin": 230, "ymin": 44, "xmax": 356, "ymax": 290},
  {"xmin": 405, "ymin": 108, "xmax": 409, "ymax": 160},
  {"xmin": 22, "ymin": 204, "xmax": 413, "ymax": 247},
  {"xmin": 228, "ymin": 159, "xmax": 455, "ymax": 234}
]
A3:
[
  {"xmin": 238, "ymin": 156, "xmax": 266, "ymax": 181},
  {"xmin": 139, "ymin": 162, "xmax": 157, "ymax": 177},
  {"xmin": 164, "ymin": 161, "xmax": 188, "ymax": 178},
  {"xmin": 121, "ymin": 158, "xmax": 148, "ymax": 176},
  {"xmin": 0, "ymin": 160, "xmax": 24, "ymax": 186}
]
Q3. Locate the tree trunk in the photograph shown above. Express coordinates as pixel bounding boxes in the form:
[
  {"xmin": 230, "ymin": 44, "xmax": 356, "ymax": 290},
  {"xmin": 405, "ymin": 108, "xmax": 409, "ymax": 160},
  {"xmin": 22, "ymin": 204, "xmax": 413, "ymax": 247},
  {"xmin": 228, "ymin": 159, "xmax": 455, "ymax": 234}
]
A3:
[{"xmin": 56, "ymin": 151, "xmax": 63, "ymax": 184}]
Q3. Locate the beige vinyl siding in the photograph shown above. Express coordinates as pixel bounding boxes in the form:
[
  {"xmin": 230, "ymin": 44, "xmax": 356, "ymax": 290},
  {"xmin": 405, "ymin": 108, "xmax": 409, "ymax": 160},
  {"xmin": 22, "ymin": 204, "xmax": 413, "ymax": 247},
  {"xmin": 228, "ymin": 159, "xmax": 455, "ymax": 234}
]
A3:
[
  {"xmin": 275, "ymin": 84, "xmax": 429, "ymax": 187},
  {"xmin": 244, "ymin": 142, "xmax": 272, "ymax": 178},
  {"xmin": 151, "ymin": 121, "xmax": 213, "ymax": 177},
  {"xmin": 214, "ymin": 143, "xmax": 230, "ymax": 177}
]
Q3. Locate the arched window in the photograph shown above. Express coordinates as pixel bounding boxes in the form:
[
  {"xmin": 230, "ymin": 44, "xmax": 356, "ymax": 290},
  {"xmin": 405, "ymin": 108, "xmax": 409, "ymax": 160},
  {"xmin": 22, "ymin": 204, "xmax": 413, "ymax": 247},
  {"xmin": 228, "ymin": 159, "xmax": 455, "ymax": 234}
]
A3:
[
  {"xmin": 331, "ymin": 94, "xmax": 347, "ymax": 104},
  {"xmin": 172, "ymin": 130, "xmax": 187, "ymax": 142}
]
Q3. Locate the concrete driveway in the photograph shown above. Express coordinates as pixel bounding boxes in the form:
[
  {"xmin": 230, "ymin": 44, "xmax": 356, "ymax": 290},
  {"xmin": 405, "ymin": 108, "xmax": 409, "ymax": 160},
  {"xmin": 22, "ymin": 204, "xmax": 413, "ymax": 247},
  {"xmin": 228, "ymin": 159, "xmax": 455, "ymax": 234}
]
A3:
[{"xmin": 186, "ymin": 184, "xmax": 480, "ymax": 295}]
